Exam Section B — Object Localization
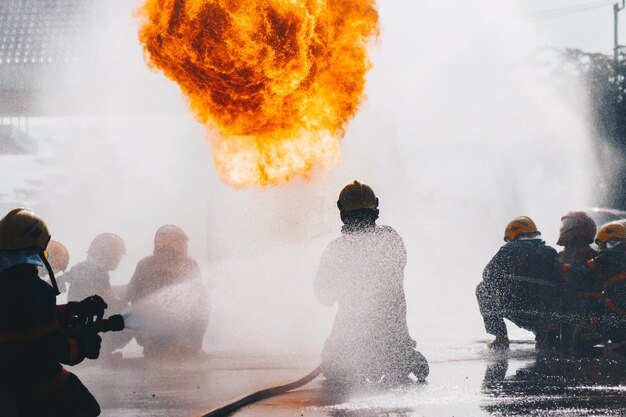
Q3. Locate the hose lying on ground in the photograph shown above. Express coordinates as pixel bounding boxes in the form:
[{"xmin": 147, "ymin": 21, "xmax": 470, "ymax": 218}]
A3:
[{"xmin": 198, "ymin": 365, "xmax": 322, "ymax": 417}]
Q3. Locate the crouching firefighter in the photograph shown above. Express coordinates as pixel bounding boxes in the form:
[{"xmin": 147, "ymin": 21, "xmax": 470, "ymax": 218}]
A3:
[
  {"xmin": 476, "ymin": 216, "xmax": 562, "ymax": 350},
  {"xmin": 562, "ymin": 221, "xmax": 626, "ymax": 349},
  {"xmin": 315, "ymin": 181, "xmax": 429, "ymax": 386},
  {"xmin": 555, "ymin": 211, "xmax": 599, "ymax": 349},
  {"xmin": 0, "ymin": 208, "xmax": 116, "ymax": 417}
]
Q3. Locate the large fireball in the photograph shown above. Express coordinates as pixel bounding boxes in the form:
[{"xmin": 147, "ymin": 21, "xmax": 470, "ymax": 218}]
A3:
[{"xmin": 138, "ymin": 0, "xmax": 379, "ymax": 187}]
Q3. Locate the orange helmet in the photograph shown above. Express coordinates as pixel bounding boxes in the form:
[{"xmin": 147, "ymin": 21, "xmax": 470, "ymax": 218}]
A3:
[
  {"xmin": 557, "ymin": 211, "xmax": 597, "ymax": 246},
  {"xmin": 504, "ymin": 216, "xmax": 539, "ymax": 242},
  {"xmin": 337, "ymin": 180, "xmax": 379, "ymax": 216},
  {"xmin": 595, "ymin": 221, "xmax": 626, "ymax": 251},
  {"xmin": 46, "ymin": 240, "xmax": 69, "ymax": 273}
]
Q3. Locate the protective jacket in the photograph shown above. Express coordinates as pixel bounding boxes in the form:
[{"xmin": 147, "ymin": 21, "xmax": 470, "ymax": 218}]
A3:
[
  {"xmin": 558, "ymin": 244, "xmax": 600, "ymax": 346},
  {"xmin": 564, "ymin": 243, "xmax": 626, "ymax": 341},
  {"xmin": 63, "ymin": 261, "xmax": 112, "ymax": 303},
  {"xmin": 126, "ymin": 252, "xmax": 208, "ymax": 357},
  {"xmin": 476, "ymin": 239, "xmax": 561, "ymax": 339},
  {"xmin": 0, "ymin": 263, "xmax": 99, "ymax": 416},
  {"xmin": 127, "ymin": 252, "xmax": 201, "ymax": 302},
  {"xmin": 558, "ymin": 244, "xmax": 597, "ymax": 264},
  {"xmin": 315, "ymin": 224, "xmax": 417, "ymax": 382}
]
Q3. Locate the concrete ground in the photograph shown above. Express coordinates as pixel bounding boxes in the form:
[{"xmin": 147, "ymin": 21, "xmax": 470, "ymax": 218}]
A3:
[{"xmin": 74, "ymin": 341, "xmax": 626, "ymax": 417}]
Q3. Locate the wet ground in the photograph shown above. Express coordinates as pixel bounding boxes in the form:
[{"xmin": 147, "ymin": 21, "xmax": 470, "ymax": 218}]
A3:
[{"xmin": 73, "ymin": 340, "xmax": 626, "ymax": 417}]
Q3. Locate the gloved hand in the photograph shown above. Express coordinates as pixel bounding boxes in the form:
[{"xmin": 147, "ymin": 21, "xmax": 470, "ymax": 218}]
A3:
[
  {"xmin": 78, "ymin": 333, "xmax": 102, "ymax": 360},
  {"xmin": 67, "ymin": 295, "xmax": 108, "ymax": 321}
]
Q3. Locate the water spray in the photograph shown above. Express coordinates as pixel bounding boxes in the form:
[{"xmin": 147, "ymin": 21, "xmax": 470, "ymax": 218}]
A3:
[{"xmin": 198, "ymin": 365, "xmax": 322, "ymax": 417}]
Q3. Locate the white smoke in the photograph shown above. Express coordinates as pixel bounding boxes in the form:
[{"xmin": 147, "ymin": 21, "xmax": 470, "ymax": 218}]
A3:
[{"xmin": 22, "ymin": 0, "xmax": 596, "ymax": 357}]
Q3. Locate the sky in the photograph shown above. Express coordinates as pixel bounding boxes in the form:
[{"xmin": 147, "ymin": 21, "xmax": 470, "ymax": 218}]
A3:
[{"xmin": 520, "ymin": 0, "xmax": 619, "ymax": 53}]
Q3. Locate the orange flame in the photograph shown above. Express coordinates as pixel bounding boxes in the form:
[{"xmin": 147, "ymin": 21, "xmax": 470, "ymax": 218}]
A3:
[{"xmin": 138, "ymin": 0, "xmax": 379, "ymax": 187}]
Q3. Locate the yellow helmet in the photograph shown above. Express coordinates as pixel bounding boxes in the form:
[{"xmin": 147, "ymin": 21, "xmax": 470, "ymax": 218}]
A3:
[
  {"xmin": 0, "ymin": 208, "xmax": 51, "ymax": 251},
  {"xmin": 46, "ymin": 240, "xmax": 69, "ymax": 273},
  {"xmin": 504, "ymin": 216, "xmax": 539, "ymax": 242},
  {"xmin": 595, "ymin": 221, "xmax": 626, "ymax": 251},
  {"xmin": 337, "ymin": 180, "xmax": 379, "ymax": 216}
]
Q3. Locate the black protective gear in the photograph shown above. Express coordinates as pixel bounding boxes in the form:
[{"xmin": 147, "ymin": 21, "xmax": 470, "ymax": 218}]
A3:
[
  {"xmin": 0, "ymin": 263, "xmax": 98, "ymax": 415},
  {"xmin": 557, "ymin": 244, "xmax": 598, "ymax": 349},
  {"xmin": 14, "ymin": 372, "xmax": 100, "ymax": 417},
  {"xmin": 477, "ymin": 239, "xmax": 562, "ymax": 341},
  {"xmin": 67, "ymin": 295, "xmax": 107, "ymax": 322},
  {"xmin": 78, "ymin": 333, "xmax": 102, "ymax": 360},
  {"xmin": 565, "ymin": 243, "xmax": 626, "ymax": 342}
]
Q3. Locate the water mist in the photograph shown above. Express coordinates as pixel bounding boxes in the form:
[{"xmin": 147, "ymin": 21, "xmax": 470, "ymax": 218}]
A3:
[{"xmin": 24, "ymin": 0, "xmax": 597, "ymax": 361}]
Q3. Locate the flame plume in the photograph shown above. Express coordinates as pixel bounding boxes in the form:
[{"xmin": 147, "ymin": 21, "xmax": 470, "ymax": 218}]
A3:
[{"xmin": 138, "ymin": 0, "xmax": 379, "ymax": 187}]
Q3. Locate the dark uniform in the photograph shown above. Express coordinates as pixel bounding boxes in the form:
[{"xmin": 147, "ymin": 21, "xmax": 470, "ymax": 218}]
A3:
[
  {"xmin": 558, "ymin": 245, "xmax": 597, "ymax": 265},
  {"xmin": 558, "ymin": 244, "xmax": 599, "ymax": 348},
  {"xmin": 0, "ymin": 263, "xmax": 100, "ymax": 417},
  {"xmin": 126, "ymin": 253, "xmax": 208, "ymax": 357},
  {"xmin": 476, "ymin": 238, "xmax": 562, "ymax": 344},
  {"xmin": 564, "ymin": 243, "xmax": 626, "ymax": 343}
]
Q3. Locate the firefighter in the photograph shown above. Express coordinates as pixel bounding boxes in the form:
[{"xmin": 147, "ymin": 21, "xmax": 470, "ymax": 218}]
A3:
[
  {"xmin": 61, "ymin": 233, "xmax": 130, "ymax": 357},
  {"xmin": 557, "ymin": 211, "xmax": 597, "ymax": 263},
  {"xmin": 0, "ymin": 208, "xmax": 105, "ymax": 417},
  {"xmin": 126, "ymin": 225, "xmax": 209, "ymax": 358},
  {"xmin": 315, "ymin": 181, "xmax": 428, "ymax": 386},
  {"xmin": 62, "ymin": 233, "xmax": 126, "ymax": 303},
  {"xmin": 555, "ymin": 211, "xmax": 599, "ymax": 348},
  {"xmin": 476, "ymin": 216, "xmax": 562, "ymax": 350},
  {"xmin": 563, "ymin": 221, "xmax": 626, "ymax": 349}
]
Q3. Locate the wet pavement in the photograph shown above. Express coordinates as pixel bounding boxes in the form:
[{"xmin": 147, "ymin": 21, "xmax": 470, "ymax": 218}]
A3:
[{"xmin": 74, "ymin": 341, "xmax": 626, "ymax": 417}]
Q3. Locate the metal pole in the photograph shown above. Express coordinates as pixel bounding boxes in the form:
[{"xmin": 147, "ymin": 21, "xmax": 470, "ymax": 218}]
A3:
[{"xmin": 615, "ymin": 1, "xmax": 626, "ymax": 64}]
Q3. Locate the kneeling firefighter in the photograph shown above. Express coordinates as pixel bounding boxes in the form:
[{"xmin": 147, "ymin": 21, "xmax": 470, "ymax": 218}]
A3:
[
  {"xmin": 0, "ymin": 208, "xmax": 117, "ymax": 417},
  {"xmin": 197, "ymin": 182, "xmax": 428, "ymax": 417},
  {"xmin": 315, "ymin": 181, "xmax": 428, "ymax": 385},
  {"xmin": 562, "ymin": 221, "xmax": 626, "ymax": 347},
  {"xmin": 476, "ymin": 216, "xmax": 562, "ymax": 349},
  {"xmin": 126, "ymin": 225, "xmax": 209, "ymax": 358}
]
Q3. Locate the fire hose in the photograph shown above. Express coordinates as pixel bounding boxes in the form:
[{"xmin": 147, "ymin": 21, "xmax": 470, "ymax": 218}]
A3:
[{"xmin": 198, "ymin": 365, "xmax": 322, "ymax": 417}]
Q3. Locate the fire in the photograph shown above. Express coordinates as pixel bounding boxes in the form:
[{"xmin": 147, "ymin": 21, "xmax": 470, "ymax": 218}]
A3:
[{"xmin": 138, "ymin": 0, "xmax": 379, "ymax": 187}]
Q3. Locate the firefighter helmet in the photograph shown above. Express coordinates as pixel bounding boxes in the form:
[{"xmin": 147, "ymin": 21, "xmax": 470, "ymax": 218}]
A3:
[
  {"xmin": 595, "ymin": 221, "xmax": 626, "ymax": 251},
  {"xmin": 557, "ymin": 211, "xmax": 597, "ymax": 246},
  {"xmin": 154, "ymin": 225, "xmax": 188, "ymax": 255},
  {"xmin": 504, "ymin": 216, "xmax": 539, "ymax": 242},
  {"xmin": 46, "ymin": 240, "xmax": 69, "ymax": 273},
  {"xmin": 88, "ymin": 233, "xmax": 126, "ymax": 258},
  {"xmin": 337, "ymin": 181, "xmax": 379, "ymax": 216},
  {"xmin": 0, "ymin": 208, "xmax": 51, "ymax": 251}
]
